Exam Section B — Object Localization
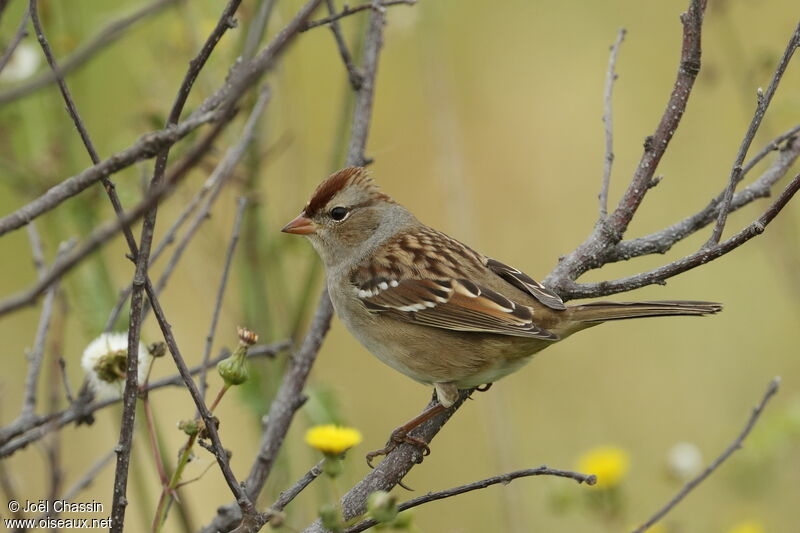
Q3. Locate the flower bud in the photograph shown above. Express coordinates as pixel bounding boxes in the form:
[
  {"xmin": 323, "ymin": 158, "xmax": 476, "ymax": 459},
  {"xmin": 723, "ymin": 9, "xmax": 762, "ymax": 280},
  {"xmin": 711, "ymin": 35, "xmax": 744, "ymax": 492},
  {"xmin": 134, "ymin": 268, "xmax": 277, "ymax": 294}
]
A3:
[
  {"xmin": 148, "ymin": 342, "xmax": 167, "ymax": 358},
  {"xmin": 216, "ymin": 354, "xmax": 249, "ymax": 385},
  {"xmin": 367, "ymin": 491, "xmax": 398, "ymax": 524},
  {"xmin": 318, "ymin": 503, "xmax": 343, "ymax": 533},
  {"xmin": 323, "ymin": 456, "xmax": 344, "ymax": 478},
  {"xmin": 178, "ymin": 419, "xmax": 199, "ymax": 437}
]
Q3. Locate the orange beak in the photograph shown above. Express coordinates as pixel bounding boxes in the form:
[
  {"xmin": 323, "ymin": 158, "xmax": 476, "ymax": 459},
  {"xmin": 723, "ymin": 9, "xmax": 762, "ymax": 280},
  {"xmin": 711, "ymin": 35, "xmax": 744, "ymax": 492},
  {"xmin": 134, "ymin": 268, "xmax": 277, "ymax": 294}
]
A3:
[{"xmin": 281, "ymin": 213, "xmax": 316, "ymax": 235}]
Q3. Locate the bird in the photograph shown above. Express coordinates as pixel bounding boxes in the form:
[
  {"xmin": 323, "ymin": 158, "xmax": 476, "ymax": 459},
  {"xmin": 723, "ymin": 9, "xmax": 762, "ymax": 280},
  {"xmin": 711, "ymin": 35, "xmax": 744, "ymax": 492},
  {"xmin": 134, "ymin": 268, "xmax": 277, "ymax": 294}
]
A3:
[{"xmin": 282, "ymin": 167, "xmax": 721, "ymax": 462}]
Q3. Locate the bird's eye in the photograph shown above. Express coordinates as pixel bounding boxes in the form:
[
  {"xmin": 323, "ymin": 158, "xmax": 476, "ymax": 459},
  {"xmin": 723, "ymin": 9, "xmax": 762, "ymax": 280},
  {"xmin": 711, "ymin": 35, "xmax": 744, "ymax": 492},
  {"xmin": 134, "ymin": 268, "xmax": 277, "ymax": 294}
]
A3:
[{"xmin": 329, "ymin": 206, "xmax": 349, "ymax": 221}]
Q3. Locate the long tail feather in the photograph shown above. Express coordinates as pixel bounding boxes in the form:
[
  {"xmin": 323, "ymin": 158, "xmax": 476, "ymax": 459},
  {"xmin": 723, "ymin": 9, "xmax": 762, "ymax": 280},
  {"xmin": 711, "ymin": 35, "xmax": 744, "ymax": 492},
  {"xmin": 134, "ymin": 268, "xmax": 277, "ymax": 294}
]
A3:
[{"xmin": 568, "ymin": 300, "xmax": 722, "ymax": 323}]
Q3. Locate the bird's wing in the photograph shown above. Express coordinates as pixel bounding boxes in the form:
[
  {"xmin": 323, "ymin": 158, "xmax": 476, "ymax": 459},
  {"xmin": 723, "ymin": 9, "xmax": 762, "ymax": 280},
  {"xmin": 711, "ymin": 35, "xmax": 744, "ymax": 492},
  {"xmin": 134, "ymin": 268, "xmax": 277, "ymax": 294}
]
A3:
[
  {"xmin": 485, "ymin": 258, "xmax": 566, "ymax": 310},
  {"xmin": 354, "ymin": 277, "xmax": 558, "ymax": 341},
  {"xmin": 349, "ymin": 227, "xmax": 559, "ymax": 340}
]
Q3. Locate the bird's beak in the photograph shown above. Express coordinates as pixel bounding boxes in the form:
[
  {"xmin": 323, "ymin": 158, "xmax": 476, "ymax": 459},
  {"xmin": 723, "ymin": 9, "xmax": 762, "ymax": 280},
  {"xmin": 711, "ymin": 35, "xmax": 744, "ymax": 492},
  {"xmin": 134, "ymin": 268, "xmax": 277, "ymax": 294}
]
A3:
[{"xmin": 281, "ymin": 213, "xmax": 316, "ymax": 235}]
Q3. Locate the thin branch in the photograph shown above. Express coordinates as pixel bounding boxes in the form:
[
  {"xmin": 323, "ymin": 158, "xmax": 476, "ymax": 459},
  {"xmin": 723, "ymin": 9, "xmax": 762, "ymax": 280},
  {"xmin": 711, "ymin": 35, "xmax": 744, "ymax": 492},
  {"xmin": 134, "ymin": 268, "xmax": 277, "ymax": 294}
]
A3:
[
  {"xmin": 0, "ymin": 120, "xmax": 231, "ymax": 318},
  {"xmin": 0, "ymin": 6, "xmax": 29, "ymax": 75},
  {"xmin": 0, "ymin": 107, "xmax": 221, "ymax": 239},
  {"xmin": 20, "ymin": 240, "xmax": 71, "ymax": 419},
  {"xmin": 0, "ymin": 0, "xmax": 320, "ymax": 238},
  {"xmin": 111, "ymin": 0, "xmax": 244, "ymax": 528},
  {"xmin": 705, "ymin": 22, "xmax": 800, "ymax": 247},
  {"xmin": 201, "ymin": 0, "xmax": 388, "ymax": 528},
  {"xmin": 301, "ymin": 0, "xmax": 415, "ymax": 31},
  {"xmin": 324, "ymin": 0, "xmax": 363, "ymax": 90},
  {"xmin": 199, "ymin": 197, "xmax": 248, "ymax": 401},
  {"xmin": 632, "ymin": 377, "xmax": 781, "ymax": 533},
  {"xmin": 560, "ymin": 171, "xmax": 800, "ymax": 299},
  {"xmin": 0, "ymin": 341, "xmax": 289, "ymax": 458},
  {"xmin": 547, "ymin": 0, "xmax": 706, "ymax": 289},
  {"xmin": 598, "ymin": 28, "xmax": 625, "ymax": 219},
  {"xmin": 142, "ymin": 86, "xmax": 272, "ymax": 320},
  {"xmin": 605, "ymin": 132, "xmax": 800, "ymax": 263},
  {"xmin": 345, "ymin": 466, "xmax": 597, "ymax": 533},
  {"xmin": 0, "ymin": 0, "xmax": 181, "ymax": 105}
]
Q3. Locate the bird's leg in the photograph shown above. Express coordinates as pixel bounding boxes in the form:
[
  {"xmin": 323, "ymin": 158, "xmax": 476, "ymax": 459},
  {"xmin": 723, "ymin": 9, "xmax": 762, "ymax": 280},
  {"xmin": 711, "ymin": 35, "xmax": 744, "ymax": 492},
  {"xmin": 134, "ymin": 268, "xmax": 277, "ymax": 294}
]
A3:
[{"xmin": 366, "ymin": 401, "xmax": 447, "ymax": 468}]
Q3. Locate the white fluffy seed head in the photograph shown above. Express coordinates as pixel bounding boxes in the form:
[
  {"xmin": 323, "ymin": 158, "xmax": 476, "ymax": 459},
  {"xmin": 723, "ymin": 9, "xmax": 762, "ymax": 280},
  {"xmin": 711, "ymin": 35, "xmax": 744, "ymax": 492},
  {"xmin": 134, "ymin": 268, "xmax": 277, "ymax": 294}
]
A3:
[{"xmin": 81, "ymin": 332, "xmax": 151, "ymax": 401}]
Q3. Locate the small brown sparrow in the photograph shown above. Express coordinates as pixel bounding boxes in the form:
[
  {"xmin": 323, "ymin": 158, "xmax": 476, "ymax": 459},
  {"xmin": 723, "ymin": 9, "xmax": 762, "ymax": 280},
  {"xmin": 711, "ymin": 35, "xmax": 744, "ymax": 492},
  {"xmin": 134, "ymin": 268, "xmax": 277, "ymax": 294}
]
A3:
[{"xmin": 283, "ymin": 168, "xmax": 721, "ymax": 460}]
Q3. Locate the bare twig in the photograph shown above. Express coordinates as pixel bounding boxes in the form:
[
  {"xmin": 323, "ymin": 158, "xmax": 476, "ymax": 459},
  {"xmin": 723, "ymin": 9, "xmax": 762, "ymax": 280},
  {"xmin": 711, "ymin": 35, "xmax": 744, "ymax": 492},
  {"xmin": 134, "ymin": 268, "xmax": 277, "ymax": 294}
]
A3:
[
  {"xmin": 0, "ymin": 7, "xmax": 29, "ymax": 75},
  {"xmin": 142, "ymin": 86, "xmax": 272, "ymax": 321},
  {"xmin": 0, "ymin": 0, "xmax": 181, "ymax": 105},
  {"xmin": 301, "ymin": 0, "xmax": 415, "ymax": 31},
  {"xmin": 242, "ymin": 0, "xmax": 276, "ymax": 61},
  {"xmin": 20, "ymin": 240, "xmax": 71, "ymax": 419},
  {"xmin": 632, "ymin": 377, "xmax": 781, "ymax": 533},
  {"xmin": 560, "ymin": 171, "xmax": 800, "ymax": 298},
  {"xmin": 324, "ymin": 0, "xmax": 363, "ymax": 90},
  {"xmin": 705, "ymin": 22, "xmax": 800, "ymax": 247},
  {"xmin": 111, "ymin": 0, "xmax": 244, "ymax": 528},
  {"xmin": 199, "ymin": 197, "xmax": 249, "ymax": 401},
  {"xmin": 0, "ymin": 121, "xmax": 230, "ymax": 318},
  {"xmin": 0, "ymin": 0, "xmax": 320, "ymax": 238},
  {"xmin": 0, "ymin": 341, "xmax": 289, "ymax": 459},
  {"xmin": 598, "ymin": 28, "xmax": 625, "ymax": 219},
  {"xmin": 609, "ymin": 132, "xmax": 800, "ymax": 262},
  {"xmin": 201, "ymin": 1, "xmax": 388, "ymax": 528},
  {"xmin": 547, "ymin": 0, "xmax": 706, "ymax": 289},
  {"xmin": 25, "ymin": 222, "xmax": 45, "ymax": 276},
  {"xmin": 0, "ymin": 107, "xmax": 221, "ymax": 239},
  {"xmin": 345, "ymin": 466, "xmax": 597, "ymax": 533}
]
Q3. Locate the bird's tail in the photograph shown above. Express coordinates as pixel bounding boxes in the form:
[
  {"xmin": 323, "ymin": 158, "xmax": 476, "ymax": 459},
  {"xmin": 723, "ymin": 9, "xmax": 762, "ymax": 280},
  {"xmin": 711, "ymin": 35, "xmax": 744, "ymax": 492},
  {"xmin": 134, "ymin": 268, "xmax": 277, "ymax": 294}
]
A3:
[{"xmin": 568, "ymin": 300, "xmax": 722, "ymax": 323}]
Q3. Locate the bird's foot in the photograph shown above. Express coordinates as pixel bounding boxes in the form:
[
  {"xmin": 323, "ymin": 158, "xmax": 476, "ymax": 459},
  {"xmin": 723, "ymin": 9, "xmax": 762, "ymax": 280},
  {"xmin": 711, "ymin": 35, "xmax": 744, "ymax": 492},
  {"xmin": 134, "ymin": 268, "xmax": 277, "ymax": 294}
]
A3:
[
  {"xmin": 475, "ymin": 382, "xmax": 493, "ymax": 392},
  {"xmin": 366, "ymin": 427, "xmax": 431, "ymax": 469}
]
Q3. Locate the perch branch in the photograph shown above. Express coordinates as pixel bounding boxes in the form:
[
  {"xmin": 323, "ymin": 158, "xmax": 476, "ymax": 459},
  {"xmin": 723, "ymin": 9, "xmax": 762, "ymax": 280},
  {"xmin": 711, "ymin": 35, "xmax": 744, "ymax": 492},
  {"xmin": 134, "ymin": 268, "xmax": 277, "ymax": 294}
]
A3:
[
  {"xmin": 632, "ymin": 377, "xmax": 780, "ymax": 533},
  {"xmin": 324, "ymin": 0, "xmax": 362, "ymax": 89}
]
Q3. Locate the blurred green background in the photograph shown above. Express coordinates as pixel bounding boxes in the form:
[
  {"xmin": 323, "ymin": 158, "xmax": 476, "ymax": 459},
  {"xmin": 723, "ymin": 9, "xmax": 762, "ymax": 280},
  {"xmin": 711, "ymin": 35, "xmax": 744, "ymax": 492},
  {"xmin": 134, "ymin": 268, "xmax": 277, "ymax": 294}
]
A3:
[{"xmin": 1, "ymin": 0, "xmax": 799, "ymax": 531}]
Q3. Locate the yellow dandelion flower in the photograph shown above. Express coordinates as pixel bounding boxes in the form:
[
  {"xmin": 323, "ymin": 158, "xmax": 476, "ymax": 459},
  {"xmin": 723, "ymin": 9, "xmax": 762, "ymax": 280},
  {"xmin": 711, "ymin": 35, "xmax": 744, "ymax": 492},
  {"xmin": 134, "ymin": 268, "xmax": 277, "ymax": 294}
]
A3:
[
  {"xmin": 726, "ymin": 521, "xmax": 765, "ymax": 533},
  {"xmin": 576, "ymin": 445, "xmax": 630, "ymax": 488},
  {"xmin": 305, "ymin": 425, "xmax": 363, "ymax": 455}
]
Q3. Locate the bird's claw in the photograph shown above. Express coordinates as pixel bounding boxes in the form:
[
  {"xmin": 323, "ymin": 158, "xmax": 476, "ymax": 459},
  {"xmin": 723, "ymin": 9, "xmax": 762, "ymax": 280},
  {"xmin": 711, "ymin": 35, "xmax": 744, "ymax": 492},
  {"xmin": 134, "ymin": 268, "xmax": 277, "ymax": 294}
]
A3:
[{"xmin": 365, "ymin": 428, "xmax": 431, "ymax": 468}]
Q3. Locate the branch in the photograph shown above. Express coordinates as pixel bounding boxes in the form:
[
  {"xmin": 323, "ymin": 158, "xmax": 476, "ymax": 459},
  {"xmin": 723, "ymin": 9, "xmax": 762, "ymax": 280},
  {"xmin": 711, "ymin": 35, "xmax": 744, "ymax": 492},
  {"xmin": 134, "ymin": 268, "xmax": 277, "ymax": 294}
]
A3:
[
  {"xmin": 598, "ymin": 28, "xmax": 626, "ymax": 219},
  {"xmin": 705, "ymin": 22, "xmax": 800, "ymax": 247},
  {"xmin": 0, "ymin": 6, "xmax": 29, "ymax": 75},
  {"xmin": 301, "ymin": 0, "xmax": 415, "ymax": 31},
  {"xmin": 199, "ymin": 196, "xmax": 249, "ymax": 402},
  {"xmin": 608, "ymin": 132, "xmax": 800, "ymax": 263},
  {"xmin": 201, "ymin": 0, "xmax": 388, "ymax": 529},
  {"xmin": 0, "ymin": 341, "xmax": 289, "ymax": 458},
  {"xmin": 547, "ymin": 0, "xmax": 706, "ymax": 288},
  {"xmin": 0, "ymin": 0, "xmax": 181, "ymax": 105},
  {"xmin": 632, "ymin": 377, "xmax": 781, "ymax": 533},
  {"xmin": 324, "ymin": 0, "xmax": 363, "ymax": 90},
  {"xmin": 0, "ymin": 119, "xmax": 231, "ymax": 318},
  {"xmin": 345, "ymin": 466, "xmax": 596, "ymax": 533},
  {"xmin": 111, "ymin": 0, "xmax": 245, "ymax": 528},
  {"xmin": 561, "ymin": 171, "xmax": 800, "ymax": 298},
  {"xmin": 302, "ymin": 390, "xmax": 474, "ymax": 532}
]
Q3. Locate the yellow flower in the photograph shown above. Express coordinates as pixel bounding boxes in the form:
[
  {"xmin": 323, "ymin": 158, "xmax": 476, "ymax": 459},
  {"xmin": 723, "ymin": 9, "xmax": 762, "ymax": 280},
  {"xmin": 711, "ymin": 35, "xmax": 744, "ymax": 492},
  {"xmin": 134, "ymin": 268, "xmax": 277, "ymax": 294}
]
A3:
[
  {"xmin": 576, "ymin": 445, "xmax": 630, "ymax": 488},
  {"xmin": 305, "ymin": 425, "xmax": 363, "ymax": 455},
  {"xmin": 726, "ymin": 521, "xmax": 765, "ymax": 533}
]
